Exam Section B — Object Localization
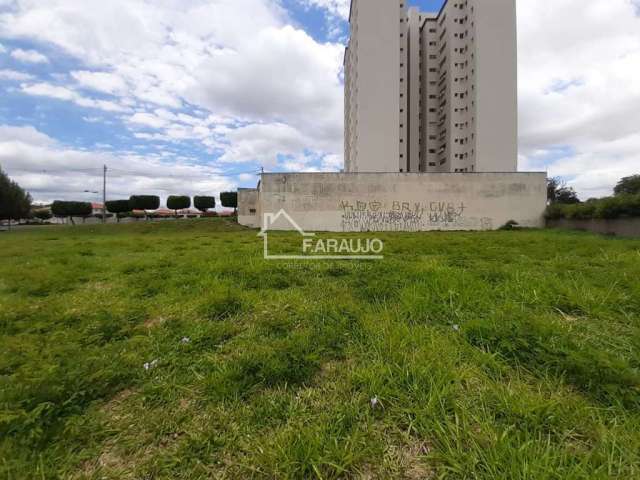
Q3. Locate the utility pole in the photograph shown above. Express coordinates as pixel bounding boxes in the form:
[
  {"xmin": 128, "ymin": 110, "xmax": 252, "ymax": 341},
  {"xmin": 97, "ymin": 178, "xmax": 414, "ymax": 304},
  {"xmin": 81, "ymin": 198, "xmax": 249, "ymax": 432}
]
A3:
[{"xmin": 102, "ymin": 164, "xmax": 107, "ymax": 224}]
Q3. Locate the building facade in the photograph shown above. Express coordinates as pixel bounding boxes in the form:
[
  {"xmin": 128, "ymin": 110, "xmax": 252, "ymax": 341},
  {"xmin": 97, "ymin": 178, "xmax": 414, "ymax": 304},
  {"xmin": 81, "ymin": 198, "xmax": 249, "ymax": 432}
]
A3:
[{"xmin": 344, "ymin": 0, "xmax": 518, "ymax": 174}]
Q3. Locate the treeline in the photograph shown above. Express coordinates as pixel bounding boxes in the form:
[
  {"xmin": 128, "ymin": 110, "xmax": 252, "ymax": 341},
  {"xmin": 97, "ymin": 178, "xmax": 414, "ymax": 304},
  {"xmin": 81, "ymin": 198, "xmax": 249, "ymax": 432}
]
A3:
[
  {"xmin": 546, "ymin": 175, "xmax": 640, "ymax": 220},
  {"xmin": 0, "ymin": 162, "xmax": 241, "ymax": 226},
  {"xmin": 0, "ymin": 166, "xmax": 31, "ymax": 227},
  {"xmin": 51, "ymin": 192, "xmax": 239, "ymax": 223}
]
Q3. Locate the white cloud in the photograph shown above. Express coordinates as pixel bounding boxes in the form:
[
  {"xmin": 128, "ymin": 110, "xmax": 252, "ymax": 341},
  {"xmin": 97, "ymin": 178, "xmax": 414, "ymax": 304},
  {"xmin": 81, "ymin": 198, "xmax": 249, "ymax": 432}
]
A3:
[
  {"xmin": 321, "ymin": 153, "xmax": 343, "ymax": 171},
  {"xmin": 0, "ymin": 69, "xmax": 33, "ymax": 81},
  {"xmin": 517, "ymin": 0, "xmax": 640, "ymax": 198},
  {"xmin": 10, "ymin": 48, "xmax": 49, "ymax": 63},
  {"xmin": 0, "ymin": 0, "xmax": 344, "ymax": 171},
  {"xmin": 71, "ymin": 71, "xmax": 128, "ymax": 95},
  {"xmin": 301, "ymin": 0, "xmax": 350, "ymax": 20},
  {"xmin": 187, "ymin": 25, "xmax": 343, "ymax": 140},
  {"xmin": 0, "ymin": 42, "xmax": 6, "ymax": 53},
  {"xmin": 0, "ymin": 124, "xmax": 55, "ymax": 146},
  {"xmin": 218, "ymin": 122, "xmax": 314, "ymax": 167},
  {"xmin": 128, "ymin": 112, "xmax": 168, "ymax": 130},
  {"xmin": 0, "ymin": 125, "xmax": 235, "ymax": 203},
  {"xmin": 20, "ymin": 82, "xmax": 128, "ymax": 112}
]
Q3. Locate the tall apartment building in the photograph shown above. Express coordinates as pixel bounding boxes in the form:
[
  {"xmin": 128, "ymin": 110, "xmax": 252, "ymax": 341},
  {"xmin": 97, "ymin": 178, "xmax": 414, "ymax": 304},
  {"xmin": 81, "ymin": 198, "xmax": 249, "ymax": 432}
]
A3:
[{"xmin": 344, "ymin": 0, "xmax": 518, "ymax": 174}]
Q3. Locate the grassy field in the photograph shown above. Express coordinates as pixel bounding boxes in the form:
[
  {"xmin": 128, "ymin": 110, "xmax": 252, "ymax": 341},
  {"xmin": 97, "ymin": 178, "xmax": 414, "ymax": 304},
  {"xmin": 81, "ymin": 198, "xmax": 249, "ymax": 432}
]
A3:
[{"xmin": 1, "ymin": 220, "xmax": 639, "ymax": 479}]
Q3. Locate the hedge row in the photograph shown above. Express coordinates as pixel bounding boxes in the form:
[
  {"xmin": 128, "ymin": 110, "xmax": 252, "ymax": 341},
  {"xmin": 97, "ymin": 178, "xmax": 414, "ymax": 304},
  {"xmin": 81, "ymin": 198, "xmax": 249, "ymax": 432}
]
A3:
[
  {"xmin": 105, "ymin": 196, "xmax": 218, "ymax": 214},
  {"xmin": 51, "ymin": 201, "xmax": 92, "ymax": 217},
  {"xmin": 546, "ymin": 194, "xmax": 640, "ymax": 220}
]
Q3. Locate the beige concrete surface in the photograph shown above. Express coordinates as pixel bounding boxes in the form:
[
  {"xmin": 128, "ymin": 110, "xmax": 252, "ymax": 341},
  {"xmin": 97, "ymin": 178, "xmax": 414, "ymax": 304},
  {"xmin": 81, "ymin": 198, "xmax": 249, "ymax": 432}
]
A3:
[
  {"xmin": 547, "ymin": 218, "xmax": 640, "ymax": 238},
  {"xmin": 240, "ymin": 172, "xmax": 546, "ymax": 232}
]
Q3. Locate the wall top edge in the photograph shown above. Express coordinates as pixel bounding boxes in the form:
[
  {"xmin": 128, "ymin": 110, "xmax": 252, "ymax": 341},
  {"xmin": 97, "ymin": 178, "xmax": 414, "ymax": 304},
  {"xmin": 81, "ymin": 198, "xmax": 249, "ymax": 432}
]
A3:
[{"xmin": 260, "ymin": 172, "xmax": 547, "ymax": 176}]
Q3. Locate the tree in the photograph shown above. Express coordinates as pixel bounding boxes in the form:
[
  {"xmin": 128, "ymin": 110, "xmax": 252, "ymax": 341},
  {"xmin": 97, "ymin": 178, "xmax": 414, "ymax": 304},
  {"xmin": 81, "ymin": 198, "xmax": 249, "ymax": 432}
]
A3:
[
  {"xmin": 614, "ymin": 175, "xmax": 640, "ymax": 196},
  {"xmin": 194, "ymin": 196, "xmax": 216, "ymax": 214},
  {"xmin": 0, "ymin": 166, "xmax": 32, "ymax": 229},
  {"xmin": 32, "ymin": 209, "xmax": 52, "ymax": 222},
  {"xmin": 556, "ymin": 187, "xmax": 580, "ymax": 205},
  {"xmin": 547, "ymin": 177, "xmax": 580, "ymax": 204},
  {"xmin": 547, "ymin": 177, "xmax": 560, "ymax": 204},
  {"xmin": 106, "ymin": 200, "xmax": 131, "ymax": 223},
  {"xmin": 129, "ymin": 195, "xmax": 160, "ymax": 220},
  {"xmin": 166, "ymin": 195, "xmax": 191, "ymax": 216},
  {"xmin": 51, "ymin": 201, "xmax": 92, "ymax": 225},
  {"xmin": 220, "ymin": 191, "xmax": 238, "ymax": 214}
]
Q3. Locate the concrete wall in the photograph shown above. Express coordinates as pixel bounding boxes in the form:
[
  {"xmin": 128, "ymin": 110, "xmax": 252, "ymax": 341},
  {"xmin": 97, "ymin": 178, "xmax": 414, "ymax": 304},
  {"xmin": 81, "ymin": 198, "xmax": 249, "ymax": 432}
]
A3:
[
  {"xmin": 242, "ymin": 172, "xmax": 546, "ymax": 232},
  {"xmin": 547, "ymin": 218, "xmax": 640, "ymax": 238},
  {"xmin": 238, "ymin": 188, "xmax": 260, "ymax": 228}
]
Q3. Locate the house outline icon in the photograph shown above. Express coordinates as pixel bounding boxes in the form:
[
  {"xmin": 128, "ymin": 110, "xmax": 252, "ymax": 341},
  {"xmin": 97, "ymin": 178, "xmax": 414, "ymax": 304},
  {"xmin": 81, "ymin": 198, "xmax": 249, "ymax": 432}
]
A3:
[
  {"xmin": 258, "ymin": 209, "xmax": 383, "ymax": 261},
  {"xmin": 258, "ymin": 209, "xmax": 315, "ymax": 239}
]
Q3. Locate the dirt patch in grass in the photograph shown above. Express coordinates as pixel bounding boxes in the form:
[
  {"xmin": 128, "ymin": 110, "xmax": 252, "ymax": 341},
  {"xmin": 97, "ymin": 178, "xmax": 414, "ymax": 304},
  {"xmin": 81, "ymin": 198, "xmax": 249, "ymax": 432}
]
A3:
[{"xmin": 143, "ymin": 316, "xmax": 166, "ymax": 329}]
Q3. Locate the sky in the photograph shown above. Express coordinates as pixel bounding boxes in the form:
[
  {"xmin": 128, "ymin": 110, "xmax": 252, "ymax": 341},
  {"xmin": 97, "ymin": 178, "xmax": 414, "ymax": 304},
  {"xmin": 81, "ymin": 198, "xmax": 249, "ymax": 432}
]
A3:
[{"xmin": 0, "ymin": 0, "xmax": 639, "ymax": 205}]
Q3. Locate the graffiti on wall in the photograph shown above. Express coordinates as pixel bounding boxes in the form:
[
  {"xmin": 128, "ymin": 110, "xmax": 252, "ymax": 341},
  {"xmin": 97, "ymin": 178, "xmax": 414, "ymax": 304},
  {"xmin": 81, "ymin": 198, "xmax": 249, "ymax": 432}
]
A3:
[{"xmin": 339, "ymin": 199, "xmax": 493, "ymax": 232}]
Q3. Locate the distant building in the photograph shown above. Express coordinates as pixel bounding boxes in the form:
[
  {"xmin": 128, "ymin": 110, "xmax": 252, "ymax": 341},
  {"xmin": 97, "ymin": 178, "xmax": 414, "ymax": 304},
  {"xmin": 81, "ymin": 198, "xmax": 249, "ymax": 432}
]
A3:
[
  {"xmin": 238, "ymin": 0, "xmax": 546, "ymax": 233},
  {"xmin": 344, "ymin": 0, "xmax": 518, "ymax": 174},
  {"xmin": 91, "ymin": 202, "xmax": 104, "ymax": 215}
]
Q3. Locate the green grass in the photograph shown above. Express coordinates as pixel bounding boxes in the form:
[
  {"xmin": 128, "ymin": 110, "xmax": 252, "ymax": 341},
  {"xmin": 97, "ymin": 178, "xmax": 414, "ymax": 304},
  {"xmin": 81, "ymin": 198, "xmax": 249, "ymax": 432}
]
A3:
[{"xmin": 1, "ymin": 219, "xmax": 639, "ymax": 479}]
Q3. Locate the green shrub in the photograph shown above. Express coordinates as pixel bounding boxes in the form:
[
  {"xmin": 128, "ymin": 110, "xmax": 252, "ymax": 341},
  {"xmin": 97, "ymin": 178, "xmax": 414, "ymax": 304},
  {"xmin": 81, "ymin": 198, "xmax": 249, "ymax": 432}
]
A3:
[
  {"xmin": 166, "ymin": 195, "xmax": 191, "ymax": 213},
  {"xmin": 564, "ymin": 202, "xmax": 597, "ymax": 220},
  {"xmin": 51, "ymin": 201, "xmax": 92, "ymax": 219},
  {"xmin": 546, "ymin": 194, "xmax": 640, "ymax": 220},
  {"xmin": 544, "ymin": 204, "xmax": 565, "ymax": 220},
  {"xmin": 614, "ymin": 175, "xmax": 640, "ymax": 196},
  {"xmin": 623, "ymin": 194, "xmax": 640, "ymax": 216},
  {"xmin": 105, "ymin": 200, "xmax": 131, "ymax": 222},
  {"xmin": 194, "ymin": 196, "xmax": 216, "ymax": 213},
  {"xmin": 595, "ymin": 196, "xmax": 627, "ymax": 219},
  {"xmin": 129, "ymin": 195, "xmax": 160, "ymax": 211},
  {"xmin": 220, "ymin": 192, "xmax": 238, "ymax": 211}
]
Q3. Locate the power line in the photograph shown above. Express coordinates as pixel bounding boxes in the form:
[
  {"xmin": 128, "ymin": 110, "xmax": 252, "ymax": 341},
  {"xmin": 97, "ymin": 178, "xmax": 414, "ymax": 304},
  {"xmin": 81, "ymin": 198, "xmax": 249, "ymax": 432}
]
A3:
[
  {"xmin": 33, "ymin": 167, "xmax": 260, "ymax": 178},
  {"xmin": 107, "ymin": 168, "xmax": 261, "ymax": 178}
]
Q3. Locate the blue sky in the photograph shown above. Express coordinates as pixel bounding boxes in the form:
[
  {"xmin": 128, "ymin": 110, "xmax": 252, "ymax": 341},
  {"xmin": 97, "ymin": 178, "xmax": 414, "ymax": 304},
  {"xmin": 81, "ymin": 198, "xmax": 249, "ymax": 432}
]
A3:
[{"xmin": 0, "ymin": 0, "xmax": 639, "ymax": 203}]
